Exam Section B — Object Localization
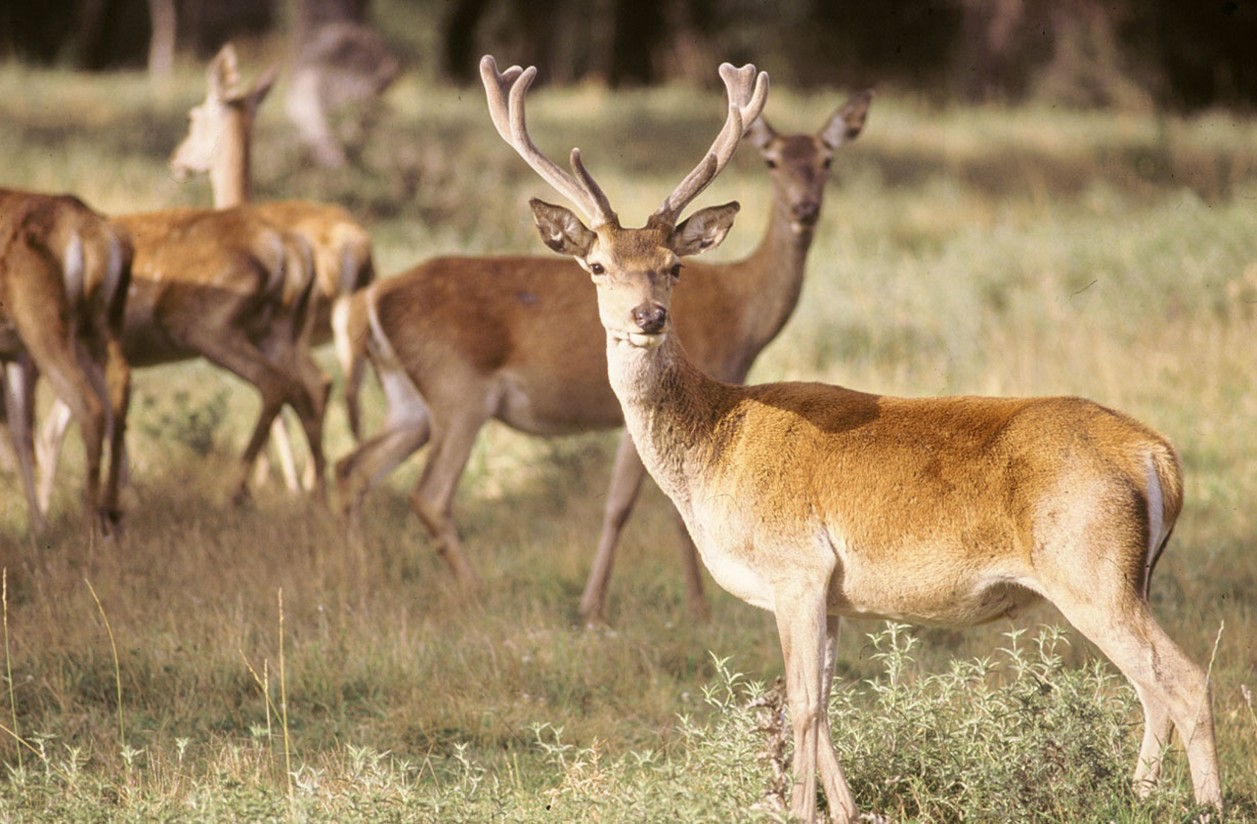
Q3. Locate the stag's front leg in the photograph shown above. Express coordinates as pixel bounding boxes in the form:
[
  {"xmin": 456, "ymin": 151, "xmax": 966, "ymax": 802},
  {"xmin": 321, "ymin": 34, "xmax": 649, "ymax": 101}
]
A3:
[{"xmin": 775, "ymin": 579, "xmax": 833, "ymax": 823}]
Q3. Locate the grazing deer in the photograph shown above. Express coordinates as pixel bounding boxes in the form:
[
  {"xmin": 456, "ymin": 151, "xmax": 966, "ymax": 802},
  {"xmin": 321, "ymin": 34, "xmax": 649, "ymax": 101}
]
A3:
[
  {"xmin": 0, "ymin": 189, "xmax": 132, "ymax": 537},
  {"xmin": 169, "ymin": 43, "xmax": 376, "ymax": 488},
  {"xmin": 37, "ymin": 204, "xmax": 328, "ymax": 506},
  {"xmin": 483, "ymin": 56, "xmax": 1222, "ymax": 821},
  {"xmin": 335, "ymin": 78, "xmax": 869, "ymax": 612}
]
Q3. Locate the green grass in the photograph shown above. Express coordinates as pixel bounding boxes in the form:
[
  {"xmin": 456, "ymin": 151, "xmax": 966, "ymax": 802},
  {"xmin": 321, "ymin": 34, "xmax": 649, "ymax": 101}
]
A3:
[{"xmin": 1, "ymin": 47, "xmax": 1256, "ymax": 822}]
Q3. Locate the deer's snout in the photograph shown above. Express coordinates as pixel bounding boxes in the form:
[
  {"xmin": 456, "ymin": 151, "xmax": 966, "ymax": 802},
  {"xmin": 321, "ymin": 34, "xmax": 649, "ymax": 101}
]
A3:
[
  {"xmin": 632, "ymin": 303, "xmax": 668, "ymax": 334},
  {"xmin": 792, "ymin": 199, "xmax": 820, "ymax": 225}
]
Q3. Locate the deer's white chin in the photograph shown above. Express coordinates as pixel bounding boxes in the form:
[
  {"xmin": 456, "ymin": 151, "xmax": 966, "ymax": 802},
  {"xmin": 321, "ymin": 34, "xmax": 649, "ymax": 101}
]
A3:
[{"xmin": 614, "ymin": 331, "xmax": 667, "ymax": 349}]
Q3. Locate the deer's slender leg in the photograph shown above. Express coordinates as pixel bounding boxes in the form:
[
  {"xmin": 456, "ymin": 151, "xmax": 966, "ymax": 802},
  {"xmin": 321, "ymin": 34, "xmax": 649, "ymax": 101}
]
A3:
[
  {"xmin": 408, "ymin": 406, "xmax": 491, "ymax": 588},
  {"xmin": 581, "ymin": 432, "xmax": 648, "ymax": 622}
]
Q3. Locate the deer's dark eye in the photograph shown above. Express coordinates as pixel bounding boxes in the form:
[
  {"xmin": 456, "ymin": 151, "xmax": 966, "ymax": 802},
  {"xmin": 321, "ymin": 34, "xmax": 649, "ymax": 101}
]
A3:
[
  {"xmin": 821, "ymin": 157, "xmax": 833, "ymax": 170},
  {"xmin": 589, "ymin": 262, "xmax": 605, "ymax": 275},
  {"xmin": 670, "ymin": 264, "xmax": 683, "ymax": 280},
  {"xmin": 765, "ymin": 158, "xmax": 778, "ymax": 169}
]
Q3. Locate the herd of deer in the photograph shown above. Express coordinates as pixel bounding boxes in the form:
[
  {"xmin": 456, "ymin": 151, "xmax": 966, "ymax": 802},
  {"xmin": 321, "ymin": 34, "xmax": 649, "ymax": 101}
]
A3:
[{"xmin": 0, "ymin": 45, "xmax": 1222, "ymax": 822}]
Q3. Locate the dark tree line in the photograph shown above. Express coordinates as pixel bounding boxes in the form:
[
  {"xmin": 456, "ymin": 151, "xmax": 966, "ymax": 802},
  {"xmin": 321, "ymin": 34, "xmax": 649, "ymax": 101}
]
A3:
[{"xmin": 2, "ymin": 0, "xmax": 1254, "ymax": 111}]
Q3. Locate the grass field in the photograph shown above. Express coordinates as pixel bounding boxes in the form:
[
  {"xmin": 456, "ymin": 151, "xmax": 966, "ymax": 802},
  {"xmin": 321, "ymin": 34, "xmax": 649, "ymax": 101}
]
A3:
[{"xmin": 1, "ymin": 45, "xmax": 1256, "ymax": 822}]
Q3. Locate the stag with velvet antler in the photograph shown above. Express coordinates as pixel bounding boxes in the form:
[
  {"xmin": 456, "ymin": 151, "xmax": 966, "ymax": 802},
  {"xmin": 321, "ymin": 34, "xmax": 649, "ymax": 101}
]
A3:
[
  {"xmin": 334, "ymin": 62, "xmax": 870, "ymax": 610},
  {"xmin": 482, "ymin": 55, "xmax": 1222, "ymax": 822}
]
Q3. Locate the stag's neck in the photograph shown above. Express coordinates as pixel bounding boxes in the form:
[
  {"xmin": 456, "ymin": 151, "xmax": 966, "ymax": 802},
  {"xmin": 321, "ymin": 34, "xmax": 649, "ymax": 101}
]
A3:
[
  {"xmin": 606, "ymin": 332, "xmax": 736, "ymax": 513},
  {"xmin": 209, "ymin": 128, "xmax": 252, "ymax": 209},
  {"xmin": 733, "ymin": 204, "xmax": 816, "ymax": 350}
]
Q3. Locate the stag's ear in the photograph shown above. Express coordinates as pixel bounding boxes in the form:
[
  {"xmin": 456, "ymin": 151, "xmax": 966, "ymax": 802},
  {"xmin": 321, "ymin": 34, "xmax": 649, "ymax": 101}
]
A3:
[
  {"xmin": 209, "ymin": 44, "xmax": 240, "ymax": 102},
  {"xmin": 671, "ymin": 202, "xmax": 740, "ymax": 257},
  {"xmin": 237, "ymin": 64, "xmax": 279, "ymax": 113},
  {"xmin": 820, "ymin": 89, "xmax": 873, "ymax": 150},
  {"xmin": 530, "ymin": 198, "xmax": 598, "ymax": 257}
]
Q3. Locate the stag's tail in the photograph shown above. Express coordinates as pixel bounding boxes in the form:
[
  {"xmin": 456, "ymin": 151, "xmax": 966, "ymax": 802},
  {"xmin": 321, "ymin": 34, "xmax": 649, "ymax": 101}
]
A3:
[{"xmin": 1140, "ymin": 440, "xmax": 1184, "ymax": 600}]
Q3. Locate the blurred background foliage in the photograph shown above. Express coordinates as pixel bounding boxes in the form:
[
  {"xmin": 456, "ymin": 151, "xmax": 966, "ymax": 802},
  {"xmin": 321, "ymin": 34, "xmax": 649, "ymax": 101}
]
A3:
[{"xmin": 1, "ymin": 0, "xmax": 1253, "ymax": 111}]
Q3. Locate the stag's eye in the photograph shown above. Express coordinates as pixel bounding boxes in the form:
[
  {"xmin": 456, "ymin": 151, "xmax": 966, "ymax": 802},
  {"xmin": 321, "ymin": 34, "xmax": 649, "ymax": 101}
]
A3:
[
  {"xmin": 589, "ymin": 262, "xmax": 605, "ymax": 275},
  {"xmin": 765, "ymin": 158, "xmax": 778, "ymax": 169},
  {"xmin": 821, "ymin": 157, "xmax": 833, "ymax": 170},
  {"xmin": 670, "ymin": 264, "xmax": 683, "ymax": 280}
]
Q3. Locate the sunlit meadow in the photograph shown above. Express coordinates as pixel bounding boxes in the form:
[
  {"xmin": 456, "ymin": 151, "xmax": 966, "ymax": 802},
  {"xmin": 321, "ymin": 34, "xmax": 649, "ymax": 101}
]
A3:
[{"xmin": 0, "ymin": 34, "xmax": 1255, "ymax": 822}]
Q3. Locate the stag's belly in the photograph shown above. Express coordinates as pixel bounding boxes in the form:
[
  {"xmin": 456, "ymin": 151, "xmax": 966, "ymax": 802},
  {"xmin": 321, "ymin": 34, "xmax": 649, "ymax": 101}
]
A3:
[
  {"xmin": 494, "ymin": 370, "xmax": 624, "ymax": 436},
  {"xmin": 831, "ymin": 543, "xmax": 1041, "ymax": 627},
  {"xmin": 689, "ymin": 514, "xmax": 1042, "ymax": 626}
]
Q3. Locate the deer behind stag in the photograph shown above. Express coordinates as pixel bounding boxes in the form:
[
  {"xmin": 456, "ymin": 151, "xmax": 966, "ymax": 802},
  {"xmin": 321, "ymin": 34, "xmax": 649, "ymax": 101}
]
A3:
[{"xmin": 336, "ymin": 77, "xmax": 870, "ymax": 620}]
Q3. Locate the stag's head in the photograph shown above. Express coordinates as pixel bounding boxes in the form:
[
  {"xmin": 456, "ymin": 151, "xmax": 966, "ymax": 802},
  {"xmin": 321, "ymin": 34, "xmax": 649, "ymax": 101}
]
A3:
[
  {"xmin": 481, "ymin": 56, "xmax": 768, "ymax": 351},
  {"xmin": 170, "ymin": 43, "xmax": 277, "ymax": 181}
]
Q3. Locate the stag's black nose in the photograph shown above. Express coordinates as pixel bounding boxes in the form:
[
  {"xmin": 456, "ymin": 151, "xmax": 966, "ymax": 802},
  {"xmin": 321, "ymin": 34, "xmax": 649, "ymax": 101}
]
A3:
[
  {"xmin": 632, "ymin": 304, "xmax": 668, "ymax": 334},
  {"xmin": 792, "ymin": 200, "xmax": 820, "ymax": 224}
]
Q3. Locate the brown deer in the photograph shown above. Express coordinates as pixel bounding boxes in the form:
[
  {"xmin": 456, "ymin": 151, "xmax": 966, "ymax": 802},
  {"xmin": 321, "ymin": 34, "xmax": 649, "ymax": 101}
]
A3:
[
  {"xmin": 0, "ymin": 189, "xmax": 132, "ymax": 537},
  {"xmin": 335, "ymin": 76, "xmax": 869, "ymax": 617},
  {"xmin": 169, "ymin": 43, "xmax": 376, "ymax": 488},
  {"xmin": 37, "ymin": 204, "xmax": 328, "ymax": 506},
  {"xmin": 483, "ymin": 56, "xmax": 1222, "ymax": 821}
]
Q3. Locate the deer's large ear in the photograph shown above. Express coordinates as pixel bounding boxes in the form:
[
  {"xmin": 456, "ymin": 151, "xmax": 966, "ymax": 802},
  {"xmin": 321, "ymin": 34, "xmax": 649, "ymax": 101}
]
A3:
[
  {"xmin": 745, "ymin": 116, "xmax": 776, "ymax": 150},
  {"xmin": 671, "ymin": 202, "xmax": 740, "ymax": 257},
  {"xmin": 238, "ymin": 64, "xmax": 279, "ymax": 113},
  {"xmin": 530, "ymin": 198, "xmax": 597, "ymax": 257},
  {"xmin": 209, "ymin": 44, "xmax": 240, "ymax": 102},
  {"xmin": 820, "ymin": 89, "xmax": 873, "ymax": 150}
]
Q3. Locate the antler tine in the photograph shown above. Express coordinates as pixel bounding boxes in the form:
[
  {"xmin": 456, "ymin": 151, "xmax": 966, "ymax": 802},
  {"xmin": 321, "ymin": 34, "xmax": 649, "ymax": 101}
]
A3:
[
  {"xmin": 480, "ymin": 55, "xmax": 617, "ymax": 227},
  {"xmin": 655, "ymin": 63, "xmax": 770, "ymax": 226},
  {"xmin": 480, "ymin": 55, "xmax": 525, "ymax": 143}
]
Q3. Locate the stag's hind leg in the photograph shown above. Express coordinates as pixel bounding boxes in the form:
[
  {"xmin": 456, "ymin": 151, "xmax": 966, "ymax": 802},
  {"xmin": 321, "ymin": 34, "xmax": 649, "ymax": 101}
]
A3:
[
  {"xmin": 183, "ymin": 324, "xmax": 321, "ymax": 505},
  {"xmin": 3, "ymin": 360, "xmax": 45, "ymax": 534},
  {"xmin": 580, "ymin": 432, "xmax": 709, "ymax": 624},
  {"xmin": 335, "ymin": 412, "xmax": 431, "ymax": 556},
  {"xmin": 9, "ymin": 289, "xmax": 106, "ymax": 536},
  {"xmin": 33, "ymin": 352, "xmax": 105, "ymax": 536},
  {"xmin": 97, "ymin": 335, "xmax": 130, "ymax": 532},
  {"xmin": 1044, "ymin": 558, "xmax": 1221, "ymax": 809},
  {"xmin": 817, "ymin": 613, "xmax": 858, "ymax": 822},
  {"xmin": 408, "ymin": 405, "xmax": 491, "ymax": 589}
]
